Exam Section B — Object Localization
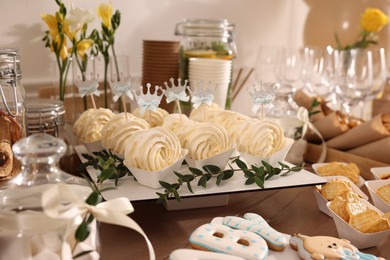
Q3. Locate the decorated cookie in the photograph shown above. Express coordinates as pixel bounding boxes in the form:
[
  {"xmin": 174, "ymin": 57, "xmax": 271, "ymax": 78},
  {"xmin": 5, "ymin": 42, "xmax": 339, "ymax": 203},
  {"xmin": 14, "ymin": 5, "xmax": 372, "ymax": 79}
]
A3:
[
  {"xmin": 169, "ymin": 249, "xmax": 245, "ymax": 260},
  {"xmin": 223, "ymin": 213, "xmax": 287, "ymax": 251},
  {"xmin": 189, "ymin": 223, "xmax": 268, "ymax": 260},
  {"xmin": 289, "ymin": 233, "xmax": 384, "ymax": 260}
]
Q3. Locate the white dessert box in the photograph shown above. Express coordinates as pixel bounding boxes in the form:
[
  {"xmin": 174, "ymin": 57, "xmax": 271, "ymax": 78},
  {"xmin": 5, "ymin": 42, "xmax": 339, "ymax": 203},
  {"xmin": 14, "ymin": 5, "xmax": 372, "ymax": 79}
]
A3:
[
  {"xmin": 365, "ymin": 179, "xmax": 390, "ymax": 213},
  {"xmin": 185, "ymin": 149, "xmax": 234, "ymax": 170},
  {"xmin": 311, "ymin": 162, "xmax": 365, "ymax": 187},
  {"xmin": 82, "ymin": 140, "xmax": 103, "ymax": 154},
  {"xmin": 326, "ymin": 199, "xmax": 390, "ymax": 249},
  {"xmin": 128, "ymin": 149, "xmax": 188, "ymax": 189},
  {"xmin": 370, "ymin": 166, "xmax": 390, "ymax": 180},
  {"xmin": 240, "ymin": 137, "xmax": 294, "ymax": 167},
  {"xmin": 313, "ymin": 176, "xmax": 368, "ymax": 217}
]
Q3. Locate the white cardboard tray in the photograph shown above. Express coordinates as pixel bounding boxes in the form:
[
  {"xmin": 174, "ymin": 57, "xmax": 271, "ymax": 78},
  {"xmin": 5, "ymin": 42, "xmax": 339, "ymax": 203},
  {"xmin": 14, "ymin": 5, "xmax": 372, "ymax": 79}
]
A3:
[{"xmin": 75, "ymin": 145, "xmax": 326, "ymax": 202}]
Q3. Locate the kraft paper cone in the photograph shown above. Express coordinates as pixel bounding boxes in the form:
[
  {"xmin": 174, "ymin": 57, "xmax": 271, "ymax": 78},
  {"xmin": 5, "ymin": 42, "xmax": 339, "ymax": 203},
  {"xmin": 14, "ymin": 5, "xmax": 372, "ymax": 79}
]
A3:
[
  {"xmin": 306, "ymin": 111, "xmax": 349, "ymax": 142},
  {"xmin": 293, "ymin": 90, "xmax": 325, "ymax": 122},
  {"xmin": 326, "ymin": 114, "xmax": 390, "ymax": 150},
  {"xmin": 348, "ymin": 137, "xmax": 390, "ymax": 164}
]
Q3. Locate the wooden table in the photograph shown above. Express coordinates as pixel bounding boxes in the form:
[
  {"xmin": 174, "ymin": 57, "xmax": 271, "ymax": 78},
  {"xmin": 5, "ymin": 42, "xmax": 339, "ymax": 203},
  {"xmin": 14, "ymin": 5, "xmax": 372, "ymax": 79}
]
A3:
[{"xmin": 99, "ymin": 185, "xmax": 390, "ymax": 260}]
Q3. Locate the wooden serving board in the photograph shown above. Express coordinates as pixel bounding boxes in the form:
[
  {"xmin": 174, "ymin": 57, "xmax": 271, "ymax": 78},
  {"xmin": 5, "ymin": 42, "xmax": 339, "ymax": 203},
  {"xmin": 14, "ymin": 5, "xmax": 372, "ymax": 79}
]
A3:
[{"xmin": 304, "ymin": 143, "xmax": 389, "ymax": 180}]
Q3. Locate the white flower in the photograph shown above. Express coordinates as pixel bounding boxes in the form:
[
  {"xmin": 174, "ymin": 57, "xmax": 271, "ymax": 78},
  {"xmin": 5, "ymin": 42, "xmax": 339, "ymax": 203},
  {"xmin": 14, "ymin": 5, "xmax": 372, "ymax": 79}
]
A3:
[{"xmin": 68, "ymin": 2, "xmax": 95, "ymax": 31}]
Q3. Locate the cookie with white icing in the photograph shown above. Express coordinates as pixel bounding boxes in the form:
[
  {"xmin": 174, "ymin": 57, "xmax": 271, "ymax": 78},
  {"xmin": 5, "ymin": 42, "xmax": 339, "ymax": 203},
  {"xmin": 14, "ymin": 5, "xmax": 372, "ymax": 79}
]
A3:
[
  {"xmin": 189, "ymin": 223, "xmax": 268, "ymax": 260},
  {"xmin": 169, "ymin": 249, "xmax": 245, "ymax": 260},
  {"xmin": 289, "ymin": 233, "xmax": 384, "ymax": 260},
  {"xmin": 222, "ymin": 213, "xmax": 288, "ymax": 251}
]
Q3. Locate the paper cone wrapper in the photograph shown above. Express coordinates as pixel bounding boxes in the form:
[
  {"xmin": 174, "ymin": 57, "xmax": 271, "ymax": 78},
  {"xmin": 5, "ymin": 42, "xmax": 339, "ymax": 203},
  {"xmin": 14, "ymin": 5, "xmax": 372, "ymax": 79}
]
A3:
[
  {"xmin": 185, "ymin": 149, "xmax": 234, "ymax": 170},
  {"xmin": 293, "ymin": 90, "xmax": 325, "ymax": 122},
  {"xmin": 306, "ymin": 111, "xmax": 349, "ymax": 142},
  {"xmin": 326, "ymin": 114, "xmax": 390, "ymax": 150},
  {"xmin": 240, "ymin": 138, "xmax": 294, "ymax": 167},
  {"xmin": 128, "ymin": 149, "xmax": 188, "ymax": 189},
  {"xmin": 348, "ymin": 136, "xmax": 390, "ymax": 164}
]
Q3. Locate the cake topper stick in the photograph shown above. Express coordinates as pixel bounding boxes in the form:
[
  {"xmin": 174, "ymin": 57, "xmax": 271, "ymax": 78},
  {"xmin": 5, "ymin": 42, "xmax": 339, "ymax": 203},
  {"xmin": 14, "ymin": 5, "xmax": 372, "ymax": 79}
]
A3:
[
  {"xmin": 135, "ymin": 83, "xmax": 164, "ymax": 123},
  {"xmin": 109, "ymin": 73, "xmax": 135, "ymax": 119},
  {"xmin": 75, "ymin": 72, "xmax": 100, "ymax": 110},
  {"xmin": 189, "ymin": 80, "xmax": 216, "ymax": 122},
  {"xmin": 248, "ymin": 81, "xmax": 277, "ymax": 120},
  {"xmin": 164, "ymin": 78, "xmax": 189, "ymax": 119}
]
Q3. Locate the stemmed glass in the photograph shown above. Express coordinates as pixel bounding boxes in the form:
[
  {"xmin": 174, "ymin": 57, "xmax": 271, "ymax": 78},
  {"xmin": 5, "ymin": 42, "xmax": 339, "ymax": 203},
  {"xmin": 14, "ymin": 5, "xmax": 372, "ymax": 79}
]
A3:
[
  {"xmin": 273, "ymin": 47, "xmax": 305, "ymax": 117},
  {"xmin": 303, "ymin": 46, "xmax": 337, "ymax": 105},
  {"xmin": 333, "ymin": 48, "xmax": 387, "ymax": 119}
]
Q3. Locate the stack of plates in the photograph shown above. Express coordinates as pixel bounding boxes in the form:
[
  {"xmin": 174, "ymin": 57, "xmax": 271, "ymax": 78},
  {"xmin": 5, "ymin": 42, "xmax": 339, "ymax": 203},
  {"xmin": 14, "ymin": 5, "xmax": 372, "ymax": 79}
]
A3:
[{"xmin": 142, "ymin": 40, "xmax": 180, "ymax": 112}]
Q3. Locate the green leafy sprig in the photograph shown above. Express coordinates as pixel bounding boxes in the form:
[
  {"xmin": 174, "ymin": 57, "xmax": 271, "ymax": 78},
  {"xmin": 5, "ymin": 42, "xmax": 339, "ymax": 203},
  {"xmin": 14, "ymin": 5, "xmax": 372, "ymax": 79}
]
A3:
[
  {"xmin": 78, "ymin": 150, "xmax": 132, "ymax": 186},
  {"xmin": 156, "ymin": 157, "xmax": 302, "ymax": 204}
]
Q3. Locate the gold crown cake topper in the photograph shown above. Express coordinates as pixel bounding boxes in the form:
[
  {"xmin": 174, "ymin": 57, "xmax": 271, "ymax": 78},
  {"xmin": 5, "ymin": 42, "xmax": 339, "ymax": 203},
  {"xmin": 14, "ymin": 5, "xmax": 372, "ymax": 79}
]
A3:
[
  {"xmin": 135, "ymin": 83, "xmax": 164, "ymax": 115},
  {"xmin": 164, "ymin": 78, "xmax": 189, "ymax": 104},
  {"xmin": 75, "ymin": 72, "xmax": 100, "ymax": 98},
  {"xmin": 189, "ymin": 80, "xmax": 215, "ymax": 109},
  {"xmin": 248, "ymin": 81, "xmax": 277, "ymax": 117}
]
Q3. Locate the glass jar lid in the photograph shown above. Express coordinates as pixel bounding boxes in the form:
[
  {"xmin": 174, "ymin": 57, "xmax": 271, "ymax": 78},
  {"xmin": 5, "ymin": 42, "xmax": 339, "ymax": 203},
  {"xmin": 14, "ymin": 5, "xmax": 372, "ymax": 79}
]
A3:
[
  {"xmin": 25, "ymin": 99, "xmax": 65, "ymax": 135},
  {"xmin": 175, "ymin": 19, "xmax": 235, "ymax": 38},
  {"xmin": 0, "ymin": 48, "xmax": 22, "ymax": 79},
  {"xmin": 12, "ymin": 133, "xmax": 66, "ymax": 164}
]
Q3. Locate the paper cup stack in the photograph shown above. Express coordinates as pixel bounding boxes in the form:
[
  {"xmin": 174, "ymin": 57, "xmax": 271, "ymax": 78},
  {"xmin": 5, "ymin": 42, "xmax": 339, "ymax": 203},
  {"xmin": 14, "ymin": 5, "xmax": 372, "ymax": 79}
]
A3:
[
  {"xmin": 189, "ymin": 58, "xmax": 232, "ymax": 108},
  {"xmin": 142, "ymin": 40, "xmax": 180, "ymax": 112}
]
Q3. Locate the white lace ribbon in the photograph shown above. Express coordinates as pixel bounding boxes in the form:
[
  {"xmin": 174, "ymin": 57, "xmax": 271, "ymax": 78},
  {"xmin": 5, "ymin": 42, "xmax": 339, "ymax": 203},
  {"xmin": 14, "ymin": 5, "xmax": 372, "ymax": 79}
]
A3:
[
  {"xmin": 297, "ymin": 107, "xmax": 327, "ymax": 163},
  {"xmin": 41, "ymin": 184, "xmax": 156, "ymax": 260}
]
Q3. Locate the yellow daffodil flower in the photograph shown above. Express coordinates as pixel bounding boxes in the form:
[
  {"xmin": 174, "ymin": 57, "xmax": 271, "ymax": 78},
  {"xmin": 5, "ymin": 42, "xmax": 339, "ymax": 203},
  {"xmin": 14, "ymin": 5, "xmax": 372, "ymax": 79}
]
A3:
[
  {"xmin": 360, "ymin": 8, "xmax": 389, "ymax": 33},
  {"xmin": 97, "ymin": 2, "xmax": 112, "ymax": 29},
  {"xmin": 76, "ymin": 39, "xmax": 94, "ymax": 60},
  {"xmin": 41, "ymin": 13, "xmax": 59, "ymax": 39}
]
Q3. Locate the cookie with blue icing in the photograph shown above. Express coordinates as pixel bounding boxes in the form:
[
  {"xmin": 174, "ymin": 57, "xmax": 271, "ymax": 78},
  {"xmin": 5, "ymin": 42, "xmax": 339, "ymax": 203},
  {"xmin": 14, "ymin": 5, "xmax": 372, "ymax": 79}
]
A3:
[
  {"xmin": 189, "ymin": 223, "xmax": 268, "ymax": 260},
  {"xmin": 222, "ymin": 213, "xmax": 288, "ymax": 251}
]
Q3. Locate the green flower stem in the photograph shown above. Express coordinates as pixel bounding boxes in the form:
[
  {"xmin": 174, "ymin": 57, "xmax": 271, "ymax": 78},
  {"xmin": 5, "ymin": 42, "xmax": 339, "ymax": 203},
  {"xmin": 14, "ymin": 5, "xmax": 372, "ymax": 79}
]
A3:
[
  {"xmin": 103, "ymin": 54, "xmax": 109, "ymax": 108},
  {"xmin": 110, "ymin": 45, "xmax": 122, "ymax": 112}
]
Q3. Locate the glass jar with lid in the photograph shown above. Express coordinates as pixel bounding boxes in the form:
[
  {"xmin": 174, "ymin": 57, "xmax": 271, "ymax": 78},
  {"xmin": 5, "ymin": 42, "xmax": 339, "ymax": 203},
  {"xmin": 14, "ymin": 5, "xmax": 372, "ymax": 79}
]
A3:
[
  {"xmin": 175, "ymin": 19, "xmax": 237, "ymax": 109},
  {"xmin": 0, "ymin": 48, "xmax": 25, "ymax": 181},
  {"xmin": 0, "ymin": 133, "xmax": 99, "ymax": 259}
]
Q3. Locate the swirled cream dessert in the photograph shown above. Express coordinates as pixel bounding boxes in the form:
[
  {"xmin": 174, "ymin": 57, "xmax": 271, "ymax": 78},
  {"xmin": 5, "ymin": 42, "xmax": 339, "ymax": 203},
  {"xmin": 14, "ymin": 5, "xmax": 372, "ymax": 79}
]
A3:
[
  {"xmin": 73, "ymin": 108, "xmax": 114, "ymax": 143},
  {"xmin": 133, "ymin": 107, "xmax": 169, "ymax": 127},
  {"xmin": 238, "ymin": 119, "xmax": 285, "ymax": 157},
  {"xmin": 101, "ymin": 113, "xmax": 149, "ymax": 154},
  {"xmin": 189, "ymin": 103, "xmax": 220, "ymax": 122},
  {"xmin": 176, "ymin": 122, "xmax": 232, "ymax": 160},
  {"xmin": 161, "ymin": 113, "xmax": 192, "ymax": 132},
  {"xmin": 124, "ymin": 127, "xmax": 182, "ymax": 171}
]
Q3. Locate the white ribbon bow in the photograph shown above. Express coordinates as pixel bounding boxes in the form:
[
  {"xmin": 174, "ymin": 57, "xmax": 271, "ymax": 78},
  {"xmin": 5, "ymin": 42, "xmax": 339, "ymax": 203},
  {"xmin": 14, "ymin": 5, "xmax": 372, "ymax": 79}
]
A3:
[
  {"xmin": 111, "ymin": 81, "xmax": 134, "ymax": 102},
  {"xmin": 251, "ymin": 96, "xmax": 273, "ymax": 114},
  {"xmin": 297, "ymin": 107, "xmax": 327, "ymax": 163},
  {"xmin": 136, "ymin": 98, "xmax": 160, "ymax": 116},
  {"xmin": 77, "ymin": 81, "xmax": 100, "ymax": 97},
  {"xmin": 166, "ymin": 91, "xmax": 189, "ymax": 104},
  {"xmin": 41, "ymin": 184, "xmax": 155, "ymax": 260},
  {"xmin": 191, "ymin": 94, "xmax": 214, "ymax": 109}
]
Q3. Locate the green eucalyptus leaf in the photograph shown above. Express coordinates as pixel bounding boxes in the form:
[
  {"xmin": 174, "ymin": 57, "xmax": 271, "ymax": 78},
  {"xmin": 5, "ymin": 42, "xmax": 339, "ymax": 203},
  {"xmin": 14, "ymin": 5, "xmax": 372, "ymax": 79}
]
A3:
[
  {"xmin": 222, "ymin": 169, "xmax": 234, "ymax": 180},
  {"xmin": 173, "ymin": 190, "xmax": 181, "ymax": 202},
  {"xmin": 159, "ymin": 181, "xmax": 173, "ymax": 190},
  {"xmin": 181, "ymin": 174, "xmax": 195, "ymax": 183},
  {"xmin": 254, "ymin": 176, "xmax": 264, "ymax": 188},
  {"xmin": 202, "ymin": 165, "xmax": 221, "ymax": 174},
  {"xmin": 198, "ymin": 175, "xmax": 208, "ymax": 188},
  {"xmin": 216, "ymin": 173, "xmax": 224, "ymax": 185},
  {"xmin": 189, "ymin": 167, "xmax": 203, "ymax": 176},
  {"xmin": 234, "ymin": 158, "xmax": 248, "ymax": 170},
  {"xmin": 75, "ymin": 221, "xmax": 90, "ymax": 242},
  {"xmin": 187, "ymin": 182, "xmax": 194, "ymax": 193},
  {"xmin": 174, "ymin": 171, "xmax": 184, "ymax": 178},
  {"xmin": 245, "ymin": 178, "xmax": 255, "ymax": 185}
]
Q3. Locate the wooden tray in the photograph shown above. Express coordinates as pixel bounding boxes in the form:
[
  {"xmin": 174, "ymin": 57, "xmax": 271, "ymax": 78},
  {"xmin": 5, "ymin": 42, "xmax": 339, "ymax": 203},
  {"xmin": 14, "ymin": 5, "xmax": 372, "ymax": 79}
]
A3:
[{"xmin": 304, "ymin": 143, "xmax": 389, "ymax": 180}]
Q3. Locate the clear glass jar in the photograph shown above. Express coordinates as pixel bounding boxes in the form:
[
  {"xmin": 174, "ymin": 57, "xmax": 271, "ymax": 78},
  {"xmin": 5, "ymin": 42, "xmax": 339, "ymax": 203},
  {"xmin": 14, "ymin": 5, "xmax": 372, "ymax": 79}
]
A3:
[
  {"xmin": 175, "ymin": 19, "xmax": 237, "ymax": 109},
  {"xmin": 0, "ymin": 134, "xmax": 99, "ymax": 259},
  {"xmin": 0, "ymin": 48, "xmax": 26, "ymax": 181}
]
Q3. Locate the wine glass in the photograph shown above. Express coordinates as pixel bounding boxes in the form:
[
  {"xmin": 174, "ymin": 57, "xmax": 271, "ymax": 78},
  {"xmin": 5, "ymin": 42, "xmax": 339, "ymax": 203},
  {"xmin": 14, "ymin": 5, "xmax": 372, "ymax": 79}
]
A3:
[
  {"xmin": 333, "ymin": 48, "xmax": 387, "ymax": 119},
  {"xmin": 303, "ymin": 46, "xmax": 337, "ymax": 103},
  {"xmin": 273, "ymin": 47, "xmax": 305, "ymax": 117}
]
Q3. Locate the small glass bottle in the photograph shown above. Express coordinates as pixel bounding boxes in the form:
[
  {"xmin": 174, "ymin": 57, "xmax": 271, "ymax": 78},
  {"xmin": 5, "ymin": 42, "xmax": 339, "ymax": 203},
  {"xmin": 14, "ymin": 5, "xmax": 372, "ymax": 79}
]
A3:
[
  {"xmin": 0, "ymin": 134, "xmax": 99, "ymax": 259},
  {"xmin": 175, "ymin": 19, "xmax": 237, "ymax": 109}
]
